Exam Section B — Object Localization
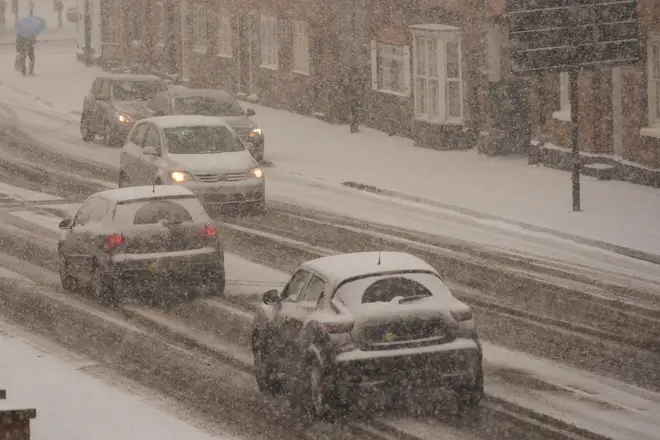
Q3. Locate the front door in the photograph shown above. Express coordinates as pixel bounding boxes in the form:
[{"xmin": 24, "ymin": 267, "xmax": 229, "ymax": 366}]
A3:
[
  {"xmin": 138, "ymin": 124, "xmax": 163, "ymax": 185},
  {"xmin": 272, "ymin": 270, "xmax": 311, "ymax": 364},
  {"xmin": 121, "ymin": 123, "xmax": 148, "ymax": 185},
  {"xmin": 63, "ymin": 200, "xmax": 93, "ymax": 279}
]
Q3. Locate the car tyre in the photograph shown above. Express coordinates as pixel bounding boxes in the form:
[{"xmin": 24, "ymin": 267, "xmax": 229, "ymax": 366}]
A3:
[
  {"xmin": 91, "ymin": 266, "xmax": 120, "ymax": 307},
  {"xmin": 102, "ymin": 120, "xmax": 119, "ymax": 147},
  {"xmin": 253, "ymin": 333, "xmax": 281, "ymax": 395},
  {"xmin": 81, "ymin": 115, "xmax": 95, "ymax": 142},
  {"xmin": 59, "ymin": 255, "xmax": 77, "ymax": 291},
  {"xmin": 206, "ymin": 271, "xmax": 226, "ymax": 297},
  {"xmin": 307, "ymin": 360, "xmax": 337, "ymax": 420},
  {"xmin": 457, "ymin": 366, "xmax": 484, "ymax": 414}
]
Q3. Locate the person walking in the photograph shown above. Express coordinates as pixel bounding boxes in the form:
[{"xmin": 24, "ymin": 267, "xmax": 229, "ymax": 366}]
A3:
[
  {"xmin": 0, "ymin": 0, "xmax": 7, "ymax": 28},
  {"xmin": 16, "ymin": 35, "xmax": 35, "ymax": 75},
  {"xmin": 54, "ymin": 0, "xmax": 63, "ymax": 28}
]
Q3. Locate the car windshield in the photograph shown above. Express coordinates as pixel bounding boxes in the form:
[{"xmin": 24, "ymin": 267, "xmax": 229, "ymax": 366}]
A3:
[
  {"xmin": 174, "ymin": 96, "xmax": 244, "ymax": 117},
  {"xmin": 111, "ymin": 80, "xmax": 165, "ymax": 101},
  {"xmin": 163, "ymin": 126, "xmax": 245, "ymax": 154},
  {"xmin": 335, "ymin": 272, "xmax": 452, "ymax": 310}
]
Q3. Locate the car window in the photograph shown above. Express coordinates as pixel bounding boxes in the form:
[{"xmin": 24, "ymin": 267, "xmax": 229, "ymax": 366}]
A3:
[
  {"xmin": 91, "ymin": 79, "xmax": 101, "ymax": 95},
  {"xmin": 99, "ymin": 80, "xmax": 111, "ymax": 98},
  {"xmin": 87, "ymin": 198, "xmax": 111, "ymax": 223},
  {"xmin": 144, "ymin": 125, "xmax": 162, "ymax": 151},
  {"xmin": 163, "ymin": 126, "xmax": 245, "ymax": 154},
  {"xmin": 129, "ymin": 123, "xmax": 149, "ymax": 146},
  {"xmin": 335, "ymin": 272, "xmax": 452, "ymax": 310},
  {"xmin": 148, "ymin": 93, "xmax": 170, "ymax": 112},
  {"xmin": 301, "ymin": 276, "xmax": 325, "ymax": 303},
  {"xmin": 73, "ymin": 200, "xmax": 93, "ymax": 226},
  {"xmin": 113, "ymin": 196, "xmax": 209, "ymax": 226},
  {"xmin": 281, "ymin": 270, "xmax": 312, "ymax": 303},
  {"xmin": 110, "ymin": 80, "xmax": 166, "ymax": 101},
  {"xmin": 173, "ymin": 96, "xmax": 243, "ymax": 117}
]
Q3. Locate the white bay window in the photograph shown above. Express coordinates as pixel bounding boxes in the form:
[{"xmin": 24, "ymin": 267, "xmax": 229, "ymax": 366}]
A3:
[
  {"xmin": 411, "ymin": 25, "xmax": 463, "ymax": 124},
  {"xmin": 192, "ymin": 2, "xmax": 208, "ymax": 51},
  {"xmin": 292, "ymin": 21, "xmax": 310, "ymax": 74},
  {"xmin": 370, "ymin": 41, "xmax": 410, "ymax": 95},
  {"xmin": 553, "ymin": 72, "xmax": 571, "ymax": 122},
  {"xmin": 260, "ymin": 14, "xmax": 278, "ymax": 69}
]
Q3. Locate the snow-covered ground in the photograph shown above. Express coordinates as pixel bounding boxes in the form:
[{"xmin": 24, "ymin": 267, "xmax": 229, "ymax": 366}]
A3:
[
  {"xmin": 0, "ymin": 322, "xmax": 243, "ymax": 440},
  {"xmin": 2, "ymin": 203, "xmax": 660, "ymax": 440},
  {"xmin": 1, "ymin": 41, "xmax": 660, "ymax": 293}
]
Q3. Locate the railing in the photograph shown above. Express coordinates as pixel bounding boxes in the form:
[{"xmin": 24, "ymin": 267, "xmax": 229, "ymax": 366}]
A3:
[{"xmin": 0, "ymin": 390, "xmax": 37, "ymax": 440}]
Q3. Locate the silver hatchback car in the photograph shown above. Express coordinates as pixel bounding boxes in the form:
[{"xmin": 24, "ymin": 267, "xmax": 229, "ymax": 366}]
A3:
[{"xmin": 118, "ymin": 115, "xmax": 266, "ymax": 212}]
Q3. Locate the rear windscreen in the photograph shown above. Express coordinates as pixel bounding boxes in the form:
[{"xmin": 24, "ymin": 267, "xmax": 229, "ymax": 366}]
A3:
[{"xmin": 114, "ymin": 197, "xmax": 209, "ymax": 225}]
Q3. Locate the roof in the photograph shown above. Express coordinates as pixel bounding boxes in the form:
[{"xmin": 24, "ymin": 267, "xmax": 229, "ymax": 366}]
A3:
[
  {"xmin": 97, "ymin": 73, "xmax": 164, "ymax": 82},
  {"xmin": 302, "ymin": 252, "xmax": 437, "ymax": 286},
  {"xmin": 95, "ymin": 185, "xmax": 195, "ymax": 204},
  {"xmin": 168, "ymin": 88, "xmax": 234, "ymax": 100},
  {"xmin": 140, "ymin": 115, "xmax": 232, "ymax": 129}
]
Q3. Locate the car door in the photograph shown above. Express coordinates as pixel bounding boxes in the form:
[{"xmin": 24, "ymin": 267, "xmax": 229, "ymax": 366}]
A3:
[
  {"xmin": 281, "ymin": 274, "xmax": 328, "ymax": 379},
  {"xmin": 75, "ymin": 196, "xmax": 111, "ymax": 282},
  {"xmin": 139, "ymin": 124, "xmax": 164, "ymax": 185},
  {"xmin": 121, "ymin": 122, "xmax": 149, "ymax": 186},
  {"xmin": 145, "ymin": 92, "xmax": 172, "ymax": 117},
  {"xmin": 271, "ymin": 270, "xmax": 312, "ymax": 358},
  {"xmin": 91, "ymin": 80, "xmax": 112, "ymax": 132},
  {"xmin": 63, "ymin": 199, "xmax": 93, "ymax": 279}
]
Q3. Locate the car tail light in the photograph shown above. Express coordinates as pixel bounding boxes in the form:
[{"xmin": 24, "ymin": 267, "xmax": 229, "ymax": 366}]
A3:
[
  {"xmin": 199, "ymin": 223, "xmax": 217, "ymax": 240},
  {"xmin": 451, "ymin": 308, "xmax": 473, "ymax": 322},
  {"xmin": 103, "ymin": 233, "xmax": 125, "ymax": 252},
  {"xmin": 323, "ymin": 321, "xmax": 355, "ymax": 334}
]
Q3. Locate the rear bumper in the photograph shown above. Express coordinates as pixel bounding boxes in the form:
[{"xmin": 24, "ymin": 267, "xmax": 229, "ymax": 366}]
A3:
[
  {"xmin": 105, "ymin": 248, "xmax": 224, "ymax": 290},
  {"xmin": 333, "ymin": 338, "xmax": 481, "ymax": 392}
]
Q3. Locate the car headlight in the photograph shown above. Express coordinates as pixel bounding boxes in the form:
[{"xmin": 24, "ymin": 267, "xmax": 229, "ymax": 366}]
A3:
[
  {"xmin": 248, "ymin": 127, "xmax": 262, "ymax": 138},
  {"xmin": 249, "ymin": 167, "xmax": 263, "ymax": 179},
  {"xmin": 171, "ymin": 171, "xmax": 193, "ymax": 183},
  {"xmin": 116, "ymin": 112, "xmax": 133, "ymax": 123}
]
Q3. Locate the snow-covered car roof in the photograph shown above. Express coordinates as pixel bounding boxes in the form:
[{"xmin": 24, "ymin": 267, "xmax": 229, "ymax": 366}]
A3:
[
  {"xmin": 142, "ymin": 115, "xmax": 233, "ymax": 129},
  {"xmin": 97, "ymin": 73, "xmax": 165, "ymax": 82},
  {"xmin": 301, "ymin": 251, "xmax": 438, "ymax": 287},
  {"xmin": 94, "ymin": 185, "xmax": 196, "ymax": 204},
  {"xmin": 168, "ymin": 88, "xmax": 234, "ymax": 100}
]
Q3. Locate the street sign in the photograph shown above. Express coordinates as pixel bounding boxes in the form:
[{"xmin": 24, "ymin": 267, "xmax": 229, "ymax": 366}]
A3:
[{"xmin": 507, "ymin": 0, "xmax": 642, "ymax": 74}]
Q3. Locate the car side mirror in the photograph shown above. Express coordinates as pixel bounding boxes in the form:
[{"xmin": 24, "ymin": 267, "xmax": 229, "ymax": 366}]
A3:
[
  {"xmin": 244, "ymin": 141, "xmax": 255, "ymax": 151},
  {"xmin": 142, "ymin": 146, "xmax": 158, "ymax": 156},
  {"xmin": 245, "ymin": 108, "xmax": 256, "ymax": 116},
  {"xmin": 153, "ymin": 110, "xmax": 165, "ymax": 117},
  {"xmin": 59, "ymin": 218, "xmax": 72, "ymax": 230},
  {"xmin": 263, "ymin": 289, "xmax": 279, "ymax": 305},
  {"xmin": 96, "ymin": 95, "xmax": 109, "ymax": 101}
]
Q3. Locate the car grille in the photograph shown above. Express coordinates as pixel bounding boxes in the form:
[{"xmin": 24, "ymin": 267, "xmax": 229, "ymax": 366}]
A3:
[{"xmin": 194, "ymin": 172, "xmax": 247, "ymax": 183}]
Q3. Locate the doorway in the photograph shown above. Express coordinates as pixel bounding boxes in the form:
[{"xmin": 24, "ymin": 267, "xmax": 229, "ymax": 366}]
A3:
[{"xmin": 612, "ymin": 67, "xmax": 624, "ymax": 157}]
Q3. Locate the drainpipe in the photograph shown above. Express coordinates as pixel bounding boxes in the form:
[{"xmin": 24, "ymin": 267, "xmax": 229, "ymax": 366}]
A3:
[{"xmin": 83, "ymin": 0, "xmax": 91, "ymax": 65}]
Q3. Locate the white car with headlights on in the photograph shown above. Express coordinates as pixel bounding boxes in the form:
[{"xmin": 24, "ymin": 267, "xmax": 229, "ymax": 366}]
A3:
[{"xmin": 118, "ymin": 115, "xmax": 266, "ymax": 212}]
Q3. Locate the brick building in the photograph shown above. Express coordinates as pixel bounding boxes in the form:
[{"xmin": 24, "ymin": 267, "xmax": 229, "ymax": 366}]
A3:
[{"xmin": 96, "ymin": 0, "xmax": 660, "ymax": 184}]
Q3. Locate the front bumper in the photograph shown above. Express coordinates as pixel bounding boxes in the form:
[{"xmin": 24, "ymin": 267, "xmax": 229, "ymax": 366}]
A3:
[
  {"xmin": 183, "ymin": 178, "xmax": 265, "ymax": 206},
  {"xmin": 333, "ymin": 338, "xmax": 481, "ymax": 395},
  {"xmin": 105, "ymin": 247, "xmax": 225, "ymax": 293}
]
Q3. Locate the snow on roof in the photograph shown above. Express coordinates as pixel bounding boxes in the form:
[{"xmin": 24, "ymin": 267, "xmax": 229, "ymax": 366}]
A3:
[
  {"xmin": 97, "ymin": 73, "xmax": 164, "ymax": 82},
  {"xmin": 169, "ymin": 88, "xmax": 234, "ymax": 100},
  {"xmin": 409, "ymin": 24, "xmax": 461, "ymax": 32},
  {"xmin": 143, "ymin": 115, "xmax": 233, "ymax": 129},
  {"xmin": 96, "ymin": 185, "xmax": 195, "ymax": 204},
  {"xmin": 302, "ymin": 251, "xmax": 436, "ymax": 285}
]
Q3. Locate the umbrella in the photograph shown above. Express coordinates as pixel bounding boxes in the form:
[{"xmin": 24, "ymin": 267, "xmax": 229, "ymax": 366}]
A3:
[{"xmin": 15, "ymin": 16, "xmax": 46, "ymax": 38}]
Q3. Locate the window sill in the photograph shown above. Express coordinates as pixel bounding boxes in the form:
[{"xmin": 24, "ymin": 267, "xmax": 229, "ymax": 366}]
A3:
[
  {"xmin": 414, "ymin": 116, "xmax": 463, "ymax": 126},
  {"xmin": 552, "ymin": 110, "xmax": 572, "ymax": 122},
  {"xmin": 155, "ymin": 42, "xmax": 165, "ymax": 48},
  {"xmin": 261, "ymin": 64, "xmax": 278, "ymax": 71},
  {"xmin": 216, "ymin": 52, "xmax": 232, "ymax": 59},
  {"xmin": 192, "ymin": 46, "xmax": 207, "ymax": 54},
  {"xmin": 640, "ymin": 127, "xmax": 660, "ymax": 139},
  {"xmin": 291, "ymin": 69, "xmax": 310, "ymax": 76},
  {"xmin": 374, "ymin": 88, "xmax": 410, "ymax": 98},
  {"xmin": 131, "ymin": 40, "xmax": 141, "ymax": 47}
]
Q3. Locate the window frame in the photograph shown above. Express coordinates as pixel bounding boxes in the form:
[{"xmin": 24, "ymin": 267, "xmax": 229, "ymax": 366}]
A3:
[
  {"xmin": 155, "ymin": 1, "xmax": 166, "ymax": 47},
  {"xmin": 411, "ymin": 26, "xmax": 463, "ymax": 125},
  {"xmin": 281, "ymin": 269, "xmax": 312, "ymax": 303},
  {"xmin": 292, "ymin": 20, "xmax": 310, "ymax": 75},
  {"xmin": 260, "ymin": 14, "xmax": 278, "ymax": 70},
  {"xmin": 192, "ymin": 2, "xmax": 208, "ymax": 52},
  {"xmin": 370, "ymin": 41, "xmax": 410, "ymax": 96},
  {"xmin": 553, "ymin": 72, "xmax": 572, "ymax": 122},
  {"xmin": 216, "ymin": 7, "xmax": 232, "ymax": 58},
  {"xmin": 647, "ymin": 34, "xmax": 660, "ymax": 129}
]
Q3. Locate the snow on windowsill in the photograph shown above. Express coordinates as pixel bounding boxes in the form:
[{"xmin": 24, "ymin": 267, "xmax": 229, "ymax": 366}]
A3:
[
  {"xmin": 247, "ymin": 94, "xmax": 259, "ymax": 102},
  {"xmin": 260, "ymin": 64, "xmax": 278, "ymax": 71},
  {"xmin": 374, "ymin": 88, "xmax": 410, "ymax": 98},
  {"xmin": 552, "ymin": 110, "xmax": 572, "ymax": 122},
  {"xmin": 192, "ymin": 46, "xmax": 207, "ymax": 54},
  {"xmin": 155, "ymin": 42, "xmax": 165, "ymax": 48},
  {"xmin": 414, "ymin": 116, "xmax": 463, "ymax": 126},
  {"xmin": 640, "ymin": 127, "xmax": 660, "ymax": 139},
  {"xmin": 291, "ymin": 69, "xmax": 311, "ymax": 76},
  {"xmin": 216, "ymin": 52, "xmax": 232, "ymax": 59},
  {"xmin": 131, "ymin": 40, "xmax": 141, "ymax": 48}
]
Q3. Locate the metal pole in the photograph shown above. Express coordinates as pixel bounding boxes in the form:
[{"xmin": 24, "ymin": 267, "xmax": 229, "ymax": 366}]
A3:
[
  {"xmin": 83, "ymin": 0, "xmax": 91, "ymax": 65},
  {"xmin": 569, "ymin": 70, "xmax": 580, "ymax": 211}
]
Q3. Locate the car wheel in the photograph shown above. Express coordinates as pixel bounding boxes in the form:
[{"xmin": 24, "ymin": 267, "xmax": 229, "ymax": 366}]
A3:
[
  {"xmin": 251, "ymin": 199, "xmax": 265, "ymax": 215},
  {"xmin": 118, "ymin": 170, "xmax": 128, "ymax": 188},
  {"xmin": 253, "ymin": 334, "xmax": 281, "ymax": 395},
  {"xmin": 81, "ymin": 115, "xmax": 95, "ymax": 141},
  {"xmin": 91, "ymin": 266, "xmax": 120, "ymax": 307},
  {"xmin": 102, "ymin": 121, "xmax": 118, "ymax": 147},
  {"xmin": 205, "ymin": 271, "xmax": 225, "ymax": 297},
  {"xmin": 457, "ymin": 366, "xmax": 484, "ymax": 413},
  {"xmin": 308, "ymin": 361, "xmax": 335, "ymax": 419},
  {"xmin": 59, "ymin": 255, "xmax": 77, "ymax": 291}
]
